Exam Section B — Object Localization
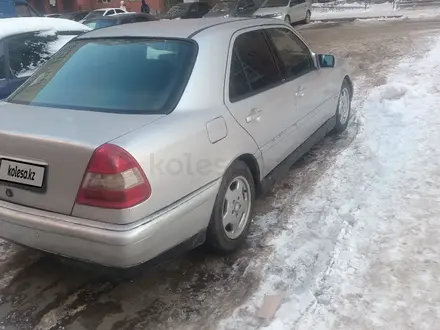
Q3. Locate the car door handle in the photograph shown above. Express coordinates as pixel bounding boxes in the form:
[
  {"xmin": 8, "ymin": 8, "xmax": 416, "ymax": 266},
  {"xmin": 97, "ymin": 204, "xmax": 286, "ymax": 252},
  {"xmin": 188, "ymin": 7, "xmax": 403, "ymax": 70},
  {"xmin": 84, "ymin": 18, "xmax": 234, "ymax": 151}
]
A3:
[
  {"xmin": 295, "ymin": 86, "xmax": 305, "ymax": 97},
  {"xmin": 246, "ymin": 108, "xmax": 262, "ymax": 123}
]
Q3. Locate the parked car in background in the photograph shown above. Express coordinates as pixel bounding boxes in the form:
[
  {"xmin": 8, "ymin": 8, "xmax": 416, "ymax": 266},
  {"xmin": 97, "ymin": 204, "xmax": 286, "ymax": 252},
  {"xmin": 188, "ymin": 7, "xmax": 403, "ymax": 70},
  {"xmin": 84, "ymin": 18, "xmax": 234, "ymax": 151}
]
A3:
[
  {"xmin": 83, "ymin": 12, "xmax": 157, "ymax": 29},
  {"xmin": 253, "ymin": 0, "xmax": 311, "ymax": 24},
  {"xmin": 0, "ymin": 0, "xmax": 40, "ymax": 18},
  {"xmin": 161, "ymin": 2, "xmax": 211, "ymax": 19},
  {"xmin": 0, "ymin": 17, "xmax": 90, "ymax": 98},
  {"xmin": 79, "ymin": 8, "xmax": 126, "ymax": 23},
  {"xmin": 61, "ymin": 11, "xmax": 90, "ymax": 21},
  {"xmin": 204, "ymin": 0, "xmax": 257, "ymax": 17},
  {"xmin": 0, "ymin": 18, "xmax": 352, "ymax": 268}
]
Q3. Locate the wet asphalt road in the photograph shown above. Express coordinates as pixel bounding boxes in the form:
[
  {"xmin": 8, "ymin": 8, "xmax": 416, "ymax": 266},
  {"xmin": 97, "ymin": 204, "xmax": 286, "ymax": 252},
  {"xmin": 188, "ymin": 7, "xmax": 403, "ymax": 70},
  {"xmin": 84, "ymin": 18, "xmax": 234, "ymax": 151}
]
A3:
[{"xmin": 1, "ymin": 17, "xmax": 440, "ymax": 330}]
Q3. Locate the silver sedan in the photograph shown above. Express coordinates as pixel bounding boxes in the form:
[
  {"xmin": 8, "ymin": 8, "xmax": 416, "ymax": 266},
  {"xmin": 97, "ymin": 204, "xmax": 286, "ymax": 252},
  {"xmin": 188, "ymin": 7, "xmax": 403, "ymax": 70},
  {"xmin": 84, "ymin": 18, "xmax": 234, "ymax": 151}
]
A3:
[{"xmin": 0, "ymin": 18, "xmax": 352, "ymax": 268}]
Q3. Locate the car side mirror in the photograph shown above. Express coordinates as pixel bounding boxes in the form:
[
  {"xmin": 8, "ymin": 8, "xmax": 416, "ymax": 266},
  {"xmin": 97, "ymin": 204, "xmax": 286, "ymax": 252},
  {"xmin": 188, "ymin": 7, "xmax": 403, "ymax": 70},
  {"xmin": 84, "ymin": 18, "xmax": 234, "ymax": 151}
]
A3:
[
  {"xmin": 317, "ymin": 54, "xmax": 335, "ymax": 68},
  {"xmin": 289, "ymin": 1, "xmax": 295, "ymax": 6}
]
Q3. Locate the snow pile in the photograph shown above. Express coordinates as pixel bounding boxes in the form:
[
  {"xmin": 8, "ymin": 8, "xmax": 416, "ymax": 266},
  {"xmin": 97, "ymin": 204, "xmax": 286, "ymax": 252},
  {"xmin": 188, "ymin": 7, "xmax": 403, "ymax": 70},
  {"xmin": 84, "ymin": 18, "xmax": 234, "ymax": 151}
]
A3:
[
  {"xmin": 220, "ymin": 34, "xmax": 440, "ymax": 330},
  {"xmin": 312, "ymin": 2, "xmax": 440, "ymax": 21},
  {"xmin": 313, "ymin": 1, "xmax": 369, "ymax": 9},
  {"xmin": 403, "ymin": 6, "xmax": 440, "ymax": 18},
  {"xmin": 312, "ymin": 2, "xmax": 398, "ymax": 20}
]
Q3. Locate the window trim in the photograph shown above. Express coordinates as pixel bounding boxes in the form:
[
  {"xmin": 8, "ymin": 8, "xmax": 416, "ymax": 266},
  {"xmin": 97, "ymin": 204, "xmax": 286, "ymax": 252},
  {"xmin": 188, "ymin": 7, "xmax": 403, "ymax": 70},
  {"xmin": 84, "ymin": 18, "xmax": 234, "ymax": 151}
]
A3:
[
  {"xmin": 226, "ymin": 26, "xmax": 284, "ymax": 104},
  {"xmin": 263, "ymin": 26, "xmax": 316, "ymax": 83}
]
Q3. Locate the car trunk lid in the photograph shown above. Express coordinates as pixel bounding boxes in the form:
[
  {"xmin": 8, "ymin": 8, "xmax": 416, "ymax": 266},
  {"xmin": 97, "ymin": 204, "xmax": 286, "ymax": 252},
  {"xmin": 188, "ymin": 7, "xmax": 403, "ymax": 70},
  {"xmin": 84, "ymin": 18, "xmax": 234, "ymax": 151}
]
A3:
[{"xmin": 0, "ymin": 102, "xmax": 164, "ymax": 215}]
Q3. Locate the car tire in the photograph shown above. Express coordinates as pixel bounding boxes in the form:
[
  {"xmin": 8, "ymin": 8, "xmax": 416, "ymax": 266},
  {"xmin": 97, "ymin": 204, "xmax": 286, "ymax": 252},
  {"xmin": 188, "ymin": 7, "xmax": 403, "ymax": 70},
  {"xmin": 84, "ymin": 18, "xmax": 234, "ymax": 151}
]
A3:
[
  {"xmin": 284, "ymin": 15, "xmax": 291, "ymax": 25},
  {"xmin": 205, "ymin": 160, "xmax": 255, "ymax": 253},
  {"xmin": 334, "ymin": 80, "xmax": 352, "ymax": 133},
  {"xmin": 303, "ymin": 10, "xmax": 311, "ymax": 24}
]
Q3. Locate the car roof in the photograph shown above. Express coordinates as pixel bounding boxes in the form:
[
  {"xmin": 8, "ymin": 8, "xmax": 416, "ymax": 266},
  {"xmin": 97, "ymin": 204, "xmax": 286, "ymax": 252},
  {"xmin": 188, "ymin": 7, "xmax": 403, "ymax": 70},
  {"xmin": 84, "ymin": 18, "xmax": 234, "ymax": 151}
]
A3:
[
  {"xmin": 78, "ymin": 17, "xmax": 282, "ymax": 40},
  {"xmin": 0, "ymin": 17, "xmax": 91, "ymax": 39}
]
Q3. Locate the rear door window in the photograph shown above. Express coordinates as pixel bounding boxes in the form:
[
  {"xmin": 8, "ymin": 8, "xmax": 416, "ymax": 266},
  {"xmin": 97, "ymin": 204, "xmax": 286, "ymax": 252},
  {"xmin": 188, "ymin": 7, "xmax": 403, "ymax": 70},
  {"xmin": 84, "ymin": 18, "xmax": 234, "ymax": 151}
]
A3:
[
  {"xmin": 265, "ymin": 27, "xmax": 313, "ymax": 80},
  {"xmin": 105, "ymin": 9, "xmax": 115, "ymax": 15},
  {"xmin": 8, "ymin": 39, "xmax": 197, "ymax": 114},
  {"xmin": 7, "ymin": 31, "xmax": 78, "ymax": 78},
  {"xmin": 115, "ymin": 8, "xmax": 125, "ymax": 13},
  {"xmin": 230, "ymin": 30, "xmax": 281, "ymax": 101},
  {"xmin": 229, "ymin": 50, "xmax": 251, "ymax": 101}
]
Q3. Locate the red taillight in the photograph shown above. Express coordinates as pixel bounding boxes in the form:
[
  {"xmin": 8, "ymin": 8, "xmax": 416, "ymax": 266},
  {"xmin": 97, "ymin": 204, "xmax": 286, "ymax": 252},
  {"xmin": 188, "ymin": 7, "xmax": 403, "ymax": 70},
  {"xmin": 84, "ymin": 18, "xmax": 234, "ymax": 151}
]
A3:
[{"xmin": 75, "ymin": 143, "xmax": 151, "ymax": 209}]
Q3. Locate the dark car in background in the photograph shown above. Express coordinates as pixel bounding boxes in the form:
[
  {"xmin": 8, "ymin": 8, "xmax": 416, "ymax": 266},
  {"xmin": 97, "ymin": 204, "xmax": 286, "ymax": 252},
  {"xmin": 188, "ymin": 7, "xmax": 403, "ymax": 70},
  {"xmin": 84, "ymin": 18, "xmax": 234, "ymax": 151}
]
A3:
[
  {"xmin": 161, "ymin": 2, "xmax": 211, "ymax": 19},
  {"xmin": 204, "ymin": 0, "xmax": 256, "ymax": 17},
  {"xmin": 61, "ymin": 11, "xmax": 90, "ymax": 21},
  {"xmin": 83, "ymin": 12, "xmax": 157, "ymax": 30}
]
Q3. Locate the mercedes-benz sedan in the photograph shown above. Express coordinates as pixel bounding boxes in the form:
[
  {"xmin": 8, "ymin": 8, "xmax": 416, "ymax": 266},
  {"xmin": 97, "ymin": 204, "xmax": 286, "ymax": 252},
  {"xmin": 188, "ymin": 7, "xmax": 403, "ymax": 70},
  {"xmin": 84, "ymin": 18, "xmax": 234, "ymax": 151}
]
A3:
[{"xmin": 0, "ymin": 18, "xmax": 352, "ymax": 268}]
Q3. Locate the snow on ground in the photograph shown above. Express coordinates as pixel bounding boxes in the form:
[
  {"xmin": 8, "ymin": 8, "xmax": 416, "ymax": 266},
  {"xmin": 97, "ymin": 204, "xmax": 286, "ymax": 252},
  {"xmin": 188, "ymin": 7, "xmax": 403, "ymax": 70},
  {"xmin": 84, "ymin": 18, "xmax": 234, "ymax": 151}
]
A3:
[
  {"xmin": 312, "ymin": 2, "xmax": 440, "ymax": 21},
  {"xmin": 220, "ymin": 32, "xmax": 440, "ymax": 330}
]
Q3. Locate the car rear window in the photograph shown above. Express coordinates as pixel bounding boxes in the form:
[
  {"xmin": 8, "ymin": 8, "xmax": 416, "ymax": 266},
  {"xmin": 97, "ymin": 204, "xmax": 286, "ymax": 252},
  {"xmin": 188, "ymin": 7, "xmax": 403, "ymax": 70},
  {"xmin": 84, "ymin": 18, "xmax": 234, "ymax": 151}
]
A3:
[
  {"xmin": 84, "ymin": 19, "xmax": 117, "ymax": 29},
  {"xmin": 7, "ymin": 38, "xmax": 197, "ymax": 114}
]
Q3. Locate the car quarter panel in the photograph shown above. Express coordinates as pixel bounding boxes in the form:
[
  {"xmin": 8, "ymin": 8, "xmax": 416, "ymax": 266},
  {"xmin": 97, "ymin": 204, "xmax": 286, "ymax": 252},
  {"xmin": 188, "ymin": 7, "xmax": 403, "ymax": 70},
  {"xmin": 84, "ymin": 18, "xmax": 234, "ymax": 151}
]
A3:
[{"xmin": 71, "ymin": 110, "xmax": 261, "ymax": 225}]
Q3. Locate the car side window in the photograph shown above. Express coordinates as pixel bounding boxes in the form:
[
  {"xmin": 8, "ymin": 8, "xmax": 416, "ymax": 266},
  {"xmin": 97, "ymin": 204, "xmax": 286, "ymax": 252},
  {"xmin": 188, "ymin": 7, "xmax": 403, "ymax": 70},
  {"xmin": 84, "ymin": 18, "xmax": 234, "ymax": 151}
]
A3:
[
  {"xmin": 229, "ymin": 30, "xmax": 281, "ymax": 101},
  {"xmin": 105, "ymin": 9, "xmax": 115, "ymax": 16},
  {"xmin": 266, "ymin": 28, "xmax": 313, "ymax": 80},
  {"xmin": 7, "ymin": 32, "xmax": 58, "ymax": 78},
  {"xmin": 115, "ymin": 9, "xmax": 124, "ymax": 13}
]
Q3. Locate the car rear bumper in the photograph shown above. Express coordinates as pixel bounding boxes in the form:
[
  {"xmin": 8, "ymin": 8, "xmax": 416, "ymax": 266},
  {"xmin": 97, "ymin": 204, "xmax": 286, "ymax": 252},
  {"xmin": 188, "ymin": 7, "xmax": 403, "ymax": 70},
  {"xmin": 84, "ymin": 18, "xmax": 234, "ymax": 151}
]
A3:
[{"xmin": 0, "ymin": 180, "xmax": 220, "ymax": 268}]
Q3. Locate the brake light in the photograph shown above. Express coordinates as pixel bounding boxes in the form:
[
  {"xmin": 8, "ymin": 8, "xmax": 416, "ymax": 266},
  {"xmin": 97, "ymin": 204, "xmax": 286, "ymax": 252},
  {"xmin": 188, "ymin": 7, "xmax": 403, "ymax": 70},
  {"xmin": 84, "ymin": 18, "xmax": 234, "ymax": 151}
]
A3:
[{"xmin": 75, "ymin": 144, "xmax": 151, "ymax": 209}]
